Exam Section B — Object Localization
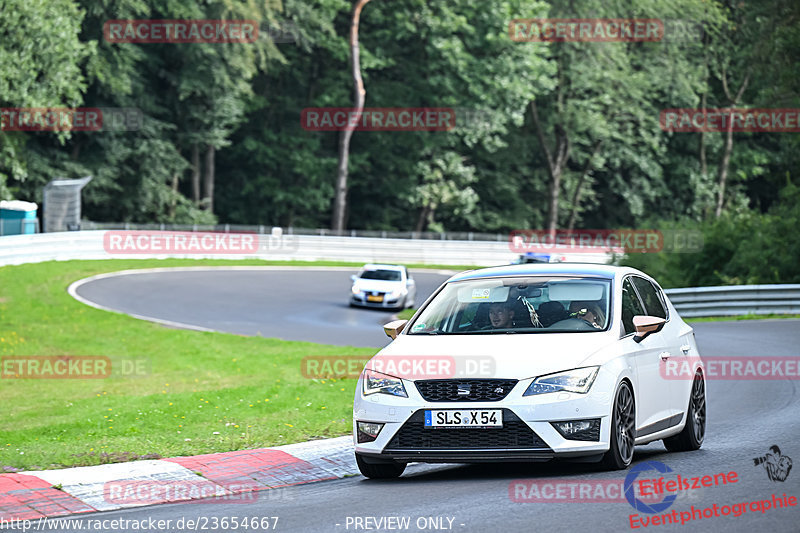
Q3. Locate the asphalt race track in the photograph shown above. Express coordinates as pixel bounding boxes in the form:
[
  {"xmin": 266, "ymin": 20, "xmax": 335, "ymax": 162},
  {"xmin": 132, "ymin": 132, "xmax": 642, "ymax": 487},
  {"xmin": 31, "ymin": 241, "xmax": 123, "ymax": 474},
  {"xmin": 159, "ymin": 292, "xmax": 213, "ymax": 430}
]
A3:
[
  {"xmin": 60, "ymin": 268, "xmax": 800, "ymax": 533},
  {"xmin": 71, "ymin": 267, "xmax": 453, "ymax": 347}
]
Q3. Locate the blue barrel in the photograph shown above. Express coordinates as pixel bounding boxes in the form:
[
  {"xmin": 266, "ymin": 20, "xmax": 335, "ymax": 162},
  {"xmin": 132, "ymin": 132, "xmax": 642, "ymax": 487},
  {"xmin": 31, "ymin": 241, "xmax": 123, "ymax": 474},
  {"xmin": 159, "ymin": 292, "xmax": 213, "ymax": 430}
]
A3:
[{"xmin": 0, "ymin": 201, "xmax": 38, "ymax": 235}]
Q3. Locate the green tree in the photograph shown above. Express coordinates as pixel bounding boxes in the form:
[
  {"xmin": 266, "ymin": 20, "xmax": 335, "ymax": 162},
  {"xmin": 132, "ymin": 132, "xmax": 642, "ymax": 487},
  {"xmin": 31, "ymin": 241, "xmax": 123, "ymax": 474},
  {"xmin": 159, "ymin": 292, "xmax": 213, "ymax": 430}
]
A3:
[{"xmin": 0, "ymin": 0, "xmax": 92, "ymax": 199}]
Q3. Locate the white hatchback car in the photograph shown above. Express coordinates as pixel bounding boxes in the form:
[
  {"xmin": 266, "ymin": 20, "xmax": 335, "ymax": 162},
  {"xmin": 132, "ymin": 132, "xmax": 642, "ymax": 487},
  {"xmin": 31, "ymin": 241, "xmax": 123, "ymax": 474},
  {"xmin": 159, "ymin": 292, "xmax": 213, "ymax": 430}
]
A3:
[
  {"xmin": 353, "ymin": 263, "xmax": 706, "ymax": 478},
  {"xmin": 350, "ymin": 264, "xmax": 416, "ymax": 310}
]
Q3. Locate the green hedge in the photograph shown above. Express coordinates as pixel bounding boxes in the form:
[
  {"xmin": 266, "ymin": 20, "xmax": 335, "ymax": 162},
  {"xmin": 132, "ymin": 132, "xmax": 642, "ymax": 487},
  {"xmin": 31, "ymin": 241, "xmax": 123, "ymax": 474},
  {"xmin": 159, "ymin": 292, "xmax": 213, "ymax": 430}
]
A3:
[{"xmin": 621, "ymin": 182, "xmax": 800, "ymax": 288}]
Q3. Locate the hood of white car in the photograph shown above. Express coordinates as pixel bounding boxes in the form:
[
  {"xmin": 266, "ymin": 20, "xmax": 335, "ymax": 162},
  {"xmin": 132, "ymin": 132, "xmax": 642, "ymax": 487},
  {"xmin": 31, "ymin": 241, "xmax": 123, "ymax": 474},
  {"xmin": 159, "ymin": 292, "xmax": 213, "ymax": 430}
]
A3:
[
  {"xmin": 368, "ymin": 332, "xmax": 619, "ymax": 380},
  {"xmin": 354, "ymin": 279, "xmax": 404, "ymax": 293}
]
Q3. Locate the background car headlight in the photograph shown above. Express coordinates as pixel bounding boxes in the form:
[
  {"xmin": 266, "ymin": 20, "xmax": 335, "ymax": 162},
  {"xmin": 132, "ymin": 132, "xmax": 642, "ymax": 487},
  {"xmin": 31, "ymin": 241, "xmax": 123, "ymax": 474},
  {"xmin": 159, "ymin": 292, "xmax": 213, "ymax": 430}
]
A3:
[
  {"xmin": 352, "ymin": 285, "xmax": 361, "ymax": 295},
  {"xmin": 523, "ymin": 366, "xmax": 599, "ymax": 396},
  {"xmin": 388, "ymin": 288, "xmax": 404, "ymax": 298},
  {"xmin": 362, "ymin": 369, "xmax": 408, "ymax": 397}
]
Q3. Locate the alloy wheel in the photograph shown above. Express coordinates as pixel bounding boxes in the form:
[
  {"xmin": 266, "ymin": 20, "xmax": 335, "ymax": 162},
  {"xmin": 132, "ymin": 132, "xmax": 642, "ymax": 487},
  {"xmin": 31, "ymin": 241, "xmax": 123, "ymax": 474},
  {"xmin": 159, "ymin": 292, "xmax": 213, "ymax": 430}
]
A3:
[{"xmin": 616, "ymin": 384, "xmax": 636, "ymax": 464}]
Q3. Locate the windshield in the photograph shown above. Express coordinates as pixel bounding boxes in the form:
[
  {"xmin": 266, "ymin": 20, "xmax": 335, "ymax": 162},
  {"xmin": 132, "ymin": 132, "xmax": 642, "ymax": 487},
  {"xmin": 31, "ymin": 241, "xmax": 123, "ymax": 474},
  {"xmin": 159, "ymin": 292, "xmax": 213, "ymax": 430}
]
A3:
[
  {"xmin": 408, "ymin": 276, "xmax": 611, "ymax": 334},
  {"xmin": 360, "ymin": 269, "xmax": 402, "ymax": 281}
]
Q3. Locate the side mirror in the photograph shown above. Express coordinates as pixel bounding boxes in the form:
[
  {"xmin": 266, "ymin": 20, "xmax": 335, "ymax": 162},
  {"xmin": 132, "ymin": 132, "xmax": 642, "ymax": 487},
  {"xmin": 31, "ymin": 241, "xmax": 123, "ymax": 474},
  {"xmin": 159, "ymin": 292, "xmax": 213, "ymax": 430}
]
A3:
[
  {"xmin": 407, "ymin": 278, "xmax": 415, "ymax": 286},
  {"xmin": 633, "ymin": 315, "xmax": 666, "ymax": 343},
  {"xmin": 350, "ymin": 274, "xmax": 357, "ymax": 282},
  {"xmin": 383, "ymin": 319, "xmax": 408, "ymax": 339}
]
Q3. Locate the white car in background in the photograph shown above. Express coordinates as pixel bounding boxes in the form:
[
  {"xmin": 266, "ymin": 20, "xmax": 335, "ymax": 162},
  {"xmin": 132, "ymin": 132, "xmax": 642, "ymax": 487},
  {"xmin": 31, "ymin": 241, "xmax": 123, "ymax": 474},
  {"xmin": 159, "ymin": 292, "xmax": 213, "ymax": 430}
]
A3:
[
  {"xmin": 353, "ymin": 263, "xmax": 706, "ymax": 478},
  {"xmin": 350, "ymin": 264, "xmax": 416, "ymax": 310}
]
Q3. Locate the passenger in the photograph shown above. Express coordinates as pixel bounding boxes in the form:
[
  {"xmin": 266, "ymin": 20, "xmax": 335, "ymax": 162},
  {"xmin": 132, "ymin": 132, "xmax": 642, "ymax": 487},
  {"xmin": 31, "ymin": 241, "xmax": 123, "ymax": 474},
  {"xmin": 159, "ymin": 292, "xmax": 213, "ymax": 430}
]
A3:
[{"xmin": 569, "ymin": 301, "xmax": 605, "ymax": 329}]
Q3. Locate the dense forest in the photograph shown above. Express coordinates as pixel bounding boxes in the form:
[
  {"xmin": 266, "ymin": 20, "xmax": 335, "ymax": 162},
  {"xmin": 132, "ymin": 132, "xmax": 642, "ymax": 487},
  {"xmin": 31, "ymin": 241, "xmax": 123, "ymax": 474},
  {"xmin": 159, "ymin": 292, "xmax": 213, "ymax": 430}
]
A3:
[{"xmin": 0, "ymin": 0, "xmax": 797, "ymax": 247}]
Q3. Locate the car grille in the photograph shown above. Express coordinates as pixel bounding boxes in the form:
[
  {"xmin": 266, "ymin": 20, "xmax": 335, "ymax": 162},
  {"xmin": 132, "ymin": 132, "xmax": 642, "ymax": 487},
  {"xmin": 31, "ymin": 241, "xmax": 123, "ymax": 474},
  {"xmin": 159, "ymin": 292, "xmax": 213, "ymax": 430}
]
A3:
[
  {"xmin": 414, "ymin": 379, "xmax": 518, "ymax": 402},
  {"xmin": 385, "ymin": 409, "xmax": 548, "ymax": 450}
]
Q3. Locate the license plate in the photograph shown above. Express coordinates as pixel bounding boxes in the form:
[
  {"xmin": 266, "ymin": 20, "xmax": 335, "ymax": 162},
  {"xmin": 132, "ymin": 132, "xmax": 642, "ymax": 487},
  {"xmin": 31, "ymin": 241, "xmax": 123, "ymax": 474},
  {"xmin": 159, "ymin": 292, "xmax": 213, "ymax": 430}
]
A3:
[
  {"xmin": 367, "ymin": 295, "xmax": 384, "ymax": 302},
  {"xmin": 424, "ymin": 409, "xmax": 502, "ymax": 428}
]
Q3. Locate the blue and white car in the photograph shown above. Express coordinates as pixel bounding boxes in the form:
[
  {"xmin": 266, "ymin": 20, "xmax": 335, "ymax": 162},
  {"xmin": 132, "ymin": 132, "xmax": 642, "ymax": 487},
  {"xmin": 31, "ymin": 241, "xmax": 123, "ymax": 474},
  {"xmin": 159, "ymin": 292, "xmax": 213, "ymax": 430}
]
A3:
[
  {"xmin": 353, "ymin": 263, "xmax": 706, "ymax": 478},
  {"xmin": 350, "ymin": 264, "xmax": 416, "ymax": 310},
  {"xmin": 512, "ymin": 252, "xmax": 565, "ymax": 264}
]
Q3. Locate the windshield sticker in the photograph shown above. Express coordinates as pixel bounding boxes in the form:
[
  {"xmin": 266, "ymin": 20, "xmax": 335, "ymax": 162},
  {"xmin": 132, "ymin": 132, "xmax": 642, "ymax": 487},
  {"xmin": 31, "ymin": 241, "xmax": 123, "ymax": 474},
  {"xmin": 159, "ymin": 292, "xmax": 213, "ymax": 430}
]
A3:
[{"xmin": 472, "ymin": 288, "xmax": 491, "ymax": 299}]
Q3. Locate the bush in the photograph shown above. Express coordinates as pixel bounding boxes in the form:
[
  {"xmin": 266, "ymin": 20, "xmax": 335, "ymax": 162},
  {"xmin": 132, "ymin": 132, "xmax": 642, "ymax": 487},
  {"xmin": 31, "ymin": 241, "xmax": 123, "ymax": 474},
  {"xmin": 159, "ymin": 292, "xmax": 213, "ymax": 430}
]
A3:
[{"xmin": 621, "ymin": 182, "xmax": 800, "ymax": 288}]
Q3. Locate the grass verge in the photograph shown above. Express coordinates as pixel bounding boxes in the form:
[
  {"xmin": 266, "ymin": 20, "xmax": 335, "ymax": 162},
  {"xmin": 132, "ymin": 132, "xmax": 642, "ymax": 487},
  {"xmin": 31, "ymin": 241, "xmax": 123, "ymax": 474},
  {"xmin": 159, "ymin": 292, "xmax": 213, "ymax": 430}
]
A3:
[{"xmin": 0, "ymin": 258, "xmax": 471, "ymax": 472}]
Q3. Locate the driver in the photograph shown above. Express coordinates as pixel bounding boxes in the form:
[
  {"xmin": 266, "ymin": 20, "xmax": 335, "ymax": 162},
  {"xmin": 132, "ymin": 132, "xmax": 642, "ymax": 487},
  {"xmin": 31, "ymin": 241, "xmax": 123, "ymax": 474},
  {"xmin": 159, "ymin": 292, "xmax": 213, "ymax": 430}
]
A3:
[{"xmin": 488, "ymin": 301, "xmax": 515, "ymax": 329}]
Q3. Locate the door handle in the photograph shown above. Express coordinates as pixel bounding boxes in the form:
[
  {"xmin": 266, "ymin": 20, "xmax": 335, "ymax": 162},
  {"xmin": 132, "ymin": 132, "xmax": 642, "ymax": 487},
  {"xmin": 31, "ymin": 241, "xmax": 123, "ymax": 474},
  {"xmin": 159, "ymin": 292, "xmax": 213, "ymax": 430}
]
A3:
[
  {"xmin": 680, "ymin": 344, "xmax": 691, "ymax": 354},
  {"xmin": 659, "ymin": 351, "xmax": 671, "ymax": 361}
]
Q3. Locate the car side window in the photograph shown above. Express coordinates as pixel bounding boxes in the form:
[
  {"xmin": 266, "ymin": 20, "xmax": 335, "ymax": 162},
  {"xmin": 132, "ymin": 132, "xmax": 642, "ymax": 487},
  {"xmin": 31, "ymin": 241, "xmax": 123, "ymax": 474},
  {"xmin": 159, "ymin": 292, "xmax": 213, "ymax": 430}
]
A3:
[
  {"xmin": 631, "ymin": 276, "xmax": 667, "ymax": 319},
  {"xmin": 621, "ymin": 278, "xmax": 645, "ymax": 335}
]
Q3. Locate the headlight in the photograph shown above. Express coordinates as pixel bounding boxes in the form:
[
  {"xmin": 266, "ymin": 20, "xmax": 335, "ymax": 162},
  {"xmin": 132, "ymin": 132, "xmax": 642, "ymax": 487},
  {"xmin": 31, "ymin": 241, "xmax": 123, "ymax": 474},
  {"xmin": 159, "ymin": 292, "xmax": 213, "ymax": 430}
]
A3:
[
  {"xmin": 523, "ymin": 366, "xmax": 599, "ymax": 396},
  {"xmin": 388, "ymin": 288, "xmax": 404, "ymax": 298},
  {"xmin": 356, "ymin": 421, "xmax": 384, "ymax": 443},
  {"xmin": 362, "ymin": 369, "xmax": 407, "ymax": 398},
  {"xmin": 351, "ymin": 285, "xmax": 361, "ymax": 295}
]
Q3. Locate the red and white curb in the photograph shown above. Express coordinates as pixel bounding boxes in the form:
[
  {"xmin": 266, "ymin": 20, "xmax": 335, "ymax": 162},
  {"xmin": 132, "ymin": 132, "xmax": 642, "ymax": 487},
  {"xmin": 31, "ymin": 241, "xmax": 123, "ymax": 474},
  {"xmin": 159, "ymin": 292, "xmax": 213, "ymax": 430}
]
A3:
[{"xmin": 0, "ymin": 436, "xmax": 355, "ymax": 520}]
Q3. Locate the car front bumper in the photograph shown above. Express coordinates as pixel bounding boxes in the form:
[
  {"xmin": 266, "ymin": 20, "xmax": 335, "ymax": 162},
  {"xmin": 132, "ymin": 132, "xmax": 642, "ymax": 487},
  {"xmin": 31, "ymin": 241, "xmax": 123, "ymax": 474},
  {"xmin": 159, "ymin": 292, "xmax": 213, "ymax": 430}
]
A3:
[
  {"xmin": 351, "ymin": 293, "xmax": 404, "ymax": 308},
  {"xmin": 353, "ymin": 373, "xmax": 616, "ymax": 463}
]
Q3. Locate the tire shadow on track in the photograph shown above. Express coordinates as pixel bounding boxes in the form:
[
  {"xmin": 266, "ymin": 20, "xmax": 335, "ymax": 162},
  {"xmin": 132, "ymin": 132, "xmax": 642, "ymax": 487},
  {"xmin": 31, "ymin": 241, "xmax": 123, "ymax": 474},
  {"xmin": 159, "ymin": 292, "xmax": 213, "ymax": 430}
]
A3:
[{"xmin": 360, "ymin": 447, "xmax": 690, "ymax": 484}]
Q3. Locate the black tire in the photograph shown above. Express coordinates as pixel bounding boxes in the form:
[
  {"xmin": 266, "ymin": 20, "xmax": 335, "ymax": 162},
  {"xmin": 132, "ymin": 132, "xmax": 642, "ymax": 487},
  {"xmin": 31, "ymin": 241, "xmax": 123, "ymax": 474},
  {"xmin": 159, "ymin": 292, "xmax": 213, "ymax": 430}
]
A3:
[
  {"xmin": 355, "ymin": 453, "xmax": 406, "ymax": 479},
  {"xmin": 601, "ymin": 381, "xmax": 636, "ymax": 470},
  {"xmin": 664, "ymin": 372, "xmax": 706, "ymax": 452}
]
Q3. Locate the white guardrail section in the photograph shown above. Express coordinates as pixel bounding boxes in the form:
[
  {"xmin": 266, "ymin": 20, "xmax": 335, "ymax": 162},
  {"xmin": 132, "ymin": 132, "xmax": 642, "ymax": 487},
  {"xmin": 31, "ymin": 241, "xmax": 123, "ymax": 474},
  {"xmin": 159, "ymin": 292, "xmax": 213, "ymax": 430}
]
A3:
[
  {"xmin": 664, "ymin": 285, "xmax": 800, "ymax": 318},
  {"xmin": 0, "ymin": 230, "xmax": 610, "ymax": 267},
  {"xmin": 1, "ymin": 231, "xmax": 796, "ymax": 317}
]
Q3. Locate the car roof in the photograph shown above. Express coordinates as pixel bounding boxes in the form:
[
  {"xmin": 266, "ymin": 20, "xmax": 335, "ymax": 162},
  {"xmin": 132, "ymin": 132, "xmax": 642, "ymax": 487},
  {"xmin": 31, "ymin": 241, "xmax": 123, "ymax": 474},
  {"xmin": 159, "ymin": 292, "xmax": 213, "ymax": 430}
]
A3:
[
  {"xmin": 361, "ymin": 264, "xmax": 405, "ymax": 271},
  {"xmin": 447, "ymin": 263, "xmax": 645, "ymax": 283}
]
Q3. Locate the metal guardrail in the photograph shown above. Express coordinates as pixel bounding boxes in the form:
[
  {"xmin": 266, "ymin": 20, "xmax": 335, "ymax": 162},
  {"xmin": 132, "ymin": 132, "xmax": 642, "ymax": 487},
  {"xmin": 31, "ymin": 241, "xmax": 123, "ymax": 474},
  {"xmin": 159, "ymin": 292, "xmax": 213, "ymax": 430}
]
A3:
[
  {"xmin": 1, "ymin": 231, "xmax": 796, "ymax": 317},
  {"xmin": 79, "ymin": 221, "xmax": 509, "ymax": 242},
  {"xmin": 0, "ymin": 230, "xmax": 610, "ymax": 267},
  {"xmin": 665, "ymin": 285, "xmax": 800, "ymax": 317}
]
